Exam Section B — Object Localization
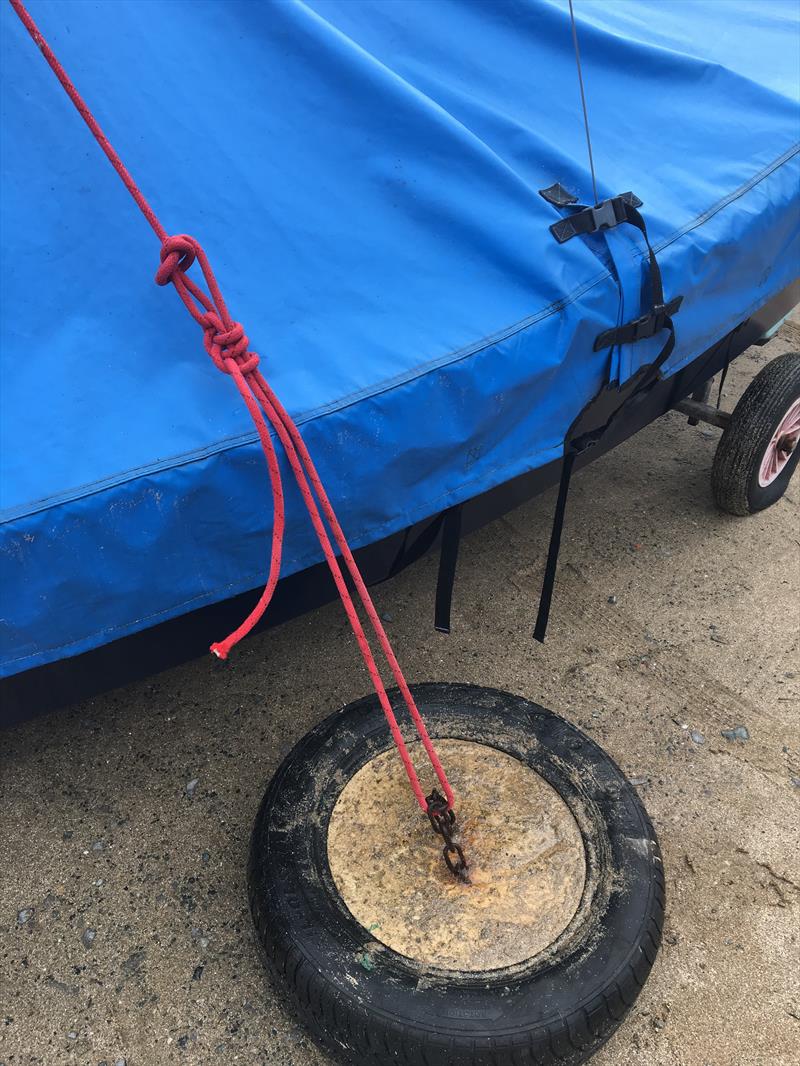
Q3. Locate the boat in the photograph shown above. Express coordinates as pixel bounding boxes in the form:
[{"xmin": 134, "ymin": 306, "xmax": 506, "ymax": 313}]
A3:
[{"xmin": 1, "ymin": 0, "xmax": 798, "ymax": 718}]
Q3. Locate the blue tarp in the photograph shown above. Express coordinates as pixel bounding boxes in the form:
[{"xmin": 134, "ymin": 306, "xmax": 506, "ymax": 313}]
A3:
[{"xmin": 1, "ymin": 0, "xmax": 798, "ymax": 678}]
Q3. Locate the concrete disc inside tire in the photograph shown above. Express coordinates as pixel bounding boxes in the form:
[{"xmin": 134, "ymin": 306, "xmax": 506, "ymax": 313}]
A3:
[
  {"xmin": 248, "ymin": 683, "xmax": 665, "ymax": 1066},
  {"xmin": 327, "ymin": 740, "xmax": 586, "ymax": 970}
]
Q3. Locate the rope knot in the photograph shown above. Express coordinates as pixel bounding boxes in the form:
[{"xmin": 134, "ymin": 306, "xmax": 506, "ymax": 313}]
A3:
[
  {"xmin": 202, "ymin": 311, "xmax": 258, "ymax": 375},
  {"xmin": 155, "ymin": 234, "xmax": 198, "ymax": 286}
]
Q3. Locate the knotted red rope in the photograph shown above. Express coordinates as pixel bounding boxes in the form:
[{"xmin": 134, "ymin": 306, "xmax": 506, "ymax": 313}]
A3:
[{"xmin": 10, "ymin": 0, "xmax": 455, "ymax": 814}]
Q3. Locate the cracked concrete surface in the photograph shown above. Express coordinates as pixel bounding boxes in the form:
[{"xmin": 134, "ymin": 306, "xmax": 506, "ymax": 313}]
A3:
[{"xmin": 1, "ymin": 327, "xmax": 799, "ymax": 1066}]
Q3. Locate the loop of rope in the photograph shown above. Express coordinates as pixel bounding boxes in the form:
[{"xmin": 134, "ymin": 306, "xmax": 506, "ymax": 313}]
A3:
[
  {"xmin": 155, "ymin": 234, "xmax": 197, "ymax": 284},
  {"xmin": 9, "ymin": 0, "xmax": 455, "ymax": 813}
]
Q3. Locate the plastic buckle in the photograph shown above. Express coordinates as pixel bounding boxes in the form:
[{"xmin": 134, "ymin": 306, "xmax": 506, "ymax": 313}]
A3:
[
  {"xmin": 594, "ymin": 295, "xmax": 683, "ymax": 351},
  {"xmin": 590, "ymin": 198, "xmax": 625, "ymax": 233},
  {"xmin": 632, "ymin": 303, "xmax": 667, "ymax": 342},
  {"xmin": 548, "ymin": 192, "xmax": 641, "ymax": 244}
]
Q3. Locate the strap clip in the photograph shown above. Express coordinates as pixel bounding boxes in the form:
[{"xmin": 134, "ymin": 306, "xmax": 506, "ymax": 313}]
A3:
[
  {"xmin": 594, "ymin": 295, "xmax": 684, "ymax": 351},
  {"xmin": 546, "ymin": 192, "xmax": 643, "ymax": 244}
]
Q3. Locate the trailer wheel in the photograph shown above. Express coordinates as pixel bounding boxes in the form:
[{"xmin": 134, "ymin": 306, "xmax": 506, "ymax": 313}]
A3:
[
  {"xmin": 712, "ymin": 351, "xmax": 800, "ymax": 515},
  {"xmin": 248, "ymin": 683, "xmax": 664, "ymax": 1066}
]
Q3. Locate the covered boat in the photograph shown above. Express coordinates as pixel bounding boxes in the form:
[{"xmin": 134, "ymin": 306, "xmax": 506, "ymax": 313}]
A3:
[{"xmin": 1, "ymin": 0, "xmax": 798, "ymax": 705}]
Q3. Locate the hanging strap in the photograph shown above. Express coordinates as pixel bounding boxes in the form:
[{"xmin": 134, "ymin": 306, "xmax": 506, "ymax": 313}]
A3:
[
  {"xmin": 533, "ymin": 186, "xmax": 683, "ymax": 642},
  {"xmin": 10, "ymin": 0, "xmax": 456, "ymax": 816},
  {"xmin": 434, "ymin": 505, "xmax": 462, "ymax": 634},
  {"xmin": 532, "ymin": 450, "xmax": 575, "ymax": 643}
]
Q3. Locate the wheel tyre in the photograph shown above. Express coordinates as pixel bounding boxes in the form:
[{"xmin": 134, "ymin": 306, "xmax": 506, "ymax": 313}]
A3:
[
  {"xmin": 248, "ymin": 683, "xmax": 665, "ymax": 1066},
  {"xmin": 711, "ymin": 351, "xmax": 800, "ymax": 515}
]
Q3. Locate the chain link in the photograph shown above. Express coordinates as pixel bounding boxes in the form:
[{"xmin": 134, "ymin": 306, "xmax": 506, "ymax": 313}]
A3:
[{"xmin": 426, "ymin": 790, "xmax": 469, "ymax": 882}]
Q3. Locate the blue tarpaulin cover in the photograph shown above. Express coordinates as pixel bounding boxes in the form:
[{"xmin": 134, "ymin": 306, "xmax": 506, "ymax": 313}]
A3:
[{"xmin": 1, "ymin": 0, "xmax": 798, "ymax": 678}]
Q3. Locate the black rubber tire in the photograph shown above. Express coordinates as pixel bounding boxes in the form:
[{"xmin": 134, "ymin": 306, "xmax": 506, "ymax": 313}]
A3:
[
  {"xmin": 711, "ymin": 351, "xmax": 800, "ymax": 515},
  {"xmin": 248, "ymin": 683, "xmax": 665, "ymax": 1066}
]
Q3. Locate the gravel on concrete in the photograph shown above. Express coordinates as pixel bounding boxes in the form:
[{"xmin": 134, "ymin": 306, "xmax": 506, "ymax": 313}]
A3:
[{"xmin": 2, "ymin": 327, "xmax": 799, "ymax": 1066}]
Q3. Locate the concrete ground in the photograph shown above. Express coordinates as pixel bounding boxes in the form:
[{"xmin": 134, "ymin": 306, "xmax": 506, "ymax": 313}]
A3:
[{"xmin": 2, "ymin": 328, "xmax": 799, "ymax": 1066}]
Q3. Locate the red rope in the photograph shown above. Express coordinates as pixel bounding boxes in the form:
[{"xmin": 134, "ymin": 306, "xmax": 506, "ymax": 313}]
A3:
[{"xmin": 10, "ymin": 0, "xmax": 455, "ymax": 813}]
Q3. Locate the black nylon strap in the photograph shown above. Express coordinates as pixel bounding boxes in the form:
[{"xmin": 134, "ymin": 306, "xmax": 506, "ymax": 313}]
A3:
[
  {"xmin": 533, "ymin": 449, "xmax": 575, "ymax": 643},
  {"xmin": 434, "ymin": 505, "xmax": 462, "ymax": 633},
  {"xmin": 533, "ymin": 192, "xmax": 683, "ymax": 643},
  {"xmin": 617, "ymin": 199, "xmax": 663, "ymax": 298},
  {"xmin": 541, "ymin": 190, "xmax": 682, "ymax": 359},
  {"xmin": 592, "ymin": 199, "xmax": 683, "ymax": 370}
]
